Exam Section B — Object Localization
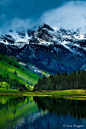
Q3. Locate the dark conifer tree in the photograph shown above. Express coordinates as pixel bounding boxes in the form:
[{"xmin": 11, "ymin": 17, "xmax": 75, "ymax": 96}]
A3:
[{"xmin": 33, "ymin": 70, "xmax": 86, "ymax": 91}]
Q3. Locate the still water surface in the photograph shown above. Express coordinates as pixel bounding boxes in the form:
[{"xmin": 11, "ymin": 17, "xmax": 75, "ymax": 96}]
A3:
[{"xmin": 0, "ymin": 96, "xmax": 86, "ymax": 129}]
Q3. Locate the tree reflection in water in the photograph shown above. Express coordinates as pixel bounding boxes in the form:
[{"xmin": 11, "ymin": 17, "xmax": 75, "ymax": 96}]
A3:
[{"xmin": 33, "ymin": 97, "xmax": 86, "ymax": 119}]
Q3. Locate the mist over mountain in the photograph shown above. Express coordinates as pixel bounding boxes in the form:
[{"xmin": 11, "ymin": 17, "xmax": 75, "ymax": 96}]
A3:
[{"xmin": 0, "ymin": 0, "xmax": 86, "ymax": 33}]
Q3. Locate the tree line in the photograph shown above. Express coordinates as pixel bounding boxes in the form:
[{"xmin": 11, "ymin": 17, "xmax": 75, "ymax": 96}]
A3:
[{"xmin": 33, "ymin": 70, "xmax": 86, "ymax": 91}]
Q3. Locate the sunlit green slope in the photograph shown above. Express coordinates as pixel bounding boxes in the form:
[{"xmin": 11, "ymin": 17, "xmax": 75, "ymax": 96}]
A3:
[{"xmin": 0, "ymin": 53, "xmax": 39, "ymax": 89}]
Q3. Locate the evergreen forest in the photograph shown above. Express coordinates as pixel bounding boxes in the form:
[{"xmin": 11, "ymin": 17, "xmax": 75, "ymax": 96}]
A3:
[{"xmin": 33, "ymin": 70, "xmax": 86, "ymax": 91}]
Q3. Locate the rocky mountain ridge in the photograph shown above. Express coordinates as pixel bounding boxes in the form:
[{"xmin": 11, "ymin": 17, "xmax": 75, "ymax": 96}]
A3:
[{"xmin": 0, "ymin": 23, "xmax": 86, "ymax": 74}]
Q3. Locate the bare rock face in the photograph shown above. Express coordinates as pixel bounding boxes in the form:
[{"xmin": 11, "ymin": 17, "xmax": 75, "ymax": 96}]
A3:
[
  {"xmin": 0, "ymin": 34, "xmax": 15, "ymax": 44},
  {"xmin": 0, "ymin": 23, "xmax": 86, "ymax": 74}
]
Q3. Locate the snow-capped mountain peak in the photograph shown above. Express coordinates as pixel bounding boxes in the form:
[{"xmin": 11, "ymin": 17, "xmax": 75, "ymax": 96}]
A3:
[{"xmin": 0, "ymin": 23, "xmax": 86, "ymax": 74}]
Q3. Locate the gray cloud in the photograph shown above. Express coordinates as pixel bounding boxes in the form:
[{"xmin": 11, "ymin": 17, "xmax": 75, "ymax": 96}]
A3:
[
  {"xmin": 0, "ymin": 0, "xmax": 86, "ymax": 32},
  {"xmin": 0, "ymin": 0, "xmax": 74, "ymax": 30},
  {"xmin": 41, "ymin": 1, "xmax": 86, "ymax": 33},
  {"xmin": 0, "ymin": 0, "xmax": 64, "ymax": 21}
]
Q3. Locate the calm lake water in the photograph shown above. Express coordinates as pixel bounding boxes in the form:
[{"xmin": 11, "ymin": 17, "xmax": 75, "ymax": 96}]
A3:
[{"xmin": 0, "ymin": 96, "xmax": 86, "ymax": 129}]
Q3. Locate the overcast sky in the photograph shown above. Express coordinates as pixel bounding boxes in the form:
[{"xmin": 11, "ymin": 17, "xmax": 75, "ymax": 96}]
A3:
[{"xmin": 0, "ymin": 0, "xmax": 86, "ymax": 32}]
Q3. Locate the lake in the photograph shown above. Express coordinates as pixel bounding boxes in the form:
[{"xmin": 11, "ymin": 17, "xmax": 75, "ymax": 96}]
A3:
[{"xmin": 0, "ymin": 96, "xmax": 86, "ymax": 129}]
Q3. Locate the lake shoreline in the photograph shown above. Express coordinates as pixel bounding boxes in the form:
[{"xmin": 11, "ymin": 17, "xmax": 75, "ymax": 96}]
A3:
[
  {"xmin": 0, "ymin": 93, "xmax": 86, "ymax": 97},
  {"xmin": 0, "ymin": 89, "xmax": 86, "ymax": 100}
]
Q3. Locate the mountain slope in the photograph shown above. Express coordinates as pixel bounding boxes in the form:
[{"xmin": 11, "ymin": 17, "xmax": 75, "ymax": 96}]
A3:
[
  {"xmin": 0, "ymin": 23, "xmax": 86, "ymax": 74},
  {"xmin": 0, "ymin": 53, "xmax": 39, "ymax": 89}
]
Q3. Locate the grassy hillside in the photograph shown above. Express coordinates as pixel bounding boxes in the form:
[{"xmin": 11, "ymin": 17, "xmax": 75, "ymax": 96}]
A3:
[{"xmin": 0, "ymin": 53, "xmax": 39, "ymax": 89}]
